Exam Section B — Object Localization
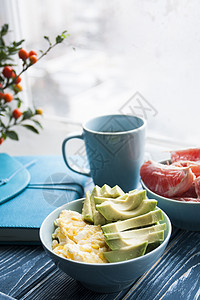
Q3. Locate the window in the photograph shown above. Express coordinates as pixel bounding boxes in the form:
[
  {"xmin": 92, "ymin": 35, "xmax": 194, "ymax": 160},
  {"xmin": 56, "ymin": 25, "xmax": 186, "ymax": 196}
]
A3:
[{"xmin": 1, "ymin": 0, "xmax": 199, "ymax": 148}]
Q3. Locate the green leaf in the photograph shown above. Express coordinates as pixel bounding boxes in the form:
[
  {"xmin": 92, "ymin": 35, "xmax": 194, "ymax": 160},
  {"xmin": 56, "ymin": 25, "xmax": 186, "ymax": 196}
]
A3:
[
  {"xmin": 44, "ymin": 35, "xmax": 51, "ymax": 46},
  {"xmin": 2, "ymin": 132, "xmax": 7, "ymax": 140},
  {"xmin": 56, "ymin": 35, "xmax": 64, "ymax": 44},
  {"xmin": 6, "ymin": 130, "xmax": 19, "ymax": 140},
  {"xmin": 13, "ymin": 39, "xmax": 25, "ymax": 47},
  {"xmin": 32, "ymin": 119, "xmax": 43, "ymax": 129},
  {"xmin": 22, "ymin": 124, "xmax": 40, "ymax": 134},
  {"xmin": 1, "ymin": 24, "xmax": 9, "ymax": 37},
  {"xmin": 0, "ymin": 37, "xmax": 5, "ymax": 47},
  {"xmin": 22, "ymin": 109, "xmax": 33, "ymax": 120}
]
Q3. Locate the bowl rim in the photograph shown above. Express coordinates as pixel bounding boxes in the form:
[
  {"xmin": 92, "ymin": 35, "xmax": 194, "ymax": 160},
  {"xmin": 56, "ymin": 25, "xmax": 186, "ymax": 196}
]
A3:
[
  {"xmin": 39, "ymin": 198, "xmax": 172, "ymax": 266},
  {"xmin": 140, "ymin": 159, "xmax": 200, "ymax": 205}
]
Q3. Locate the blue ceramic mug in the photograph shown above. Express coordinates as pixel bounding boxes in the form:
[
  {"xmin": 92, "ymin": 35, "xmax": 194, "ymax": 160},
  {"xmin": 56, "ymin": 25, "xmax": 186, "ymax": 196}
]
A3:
[{"xmin": 62, "ymin": 114, "xmax": 146, "ymax": 192}]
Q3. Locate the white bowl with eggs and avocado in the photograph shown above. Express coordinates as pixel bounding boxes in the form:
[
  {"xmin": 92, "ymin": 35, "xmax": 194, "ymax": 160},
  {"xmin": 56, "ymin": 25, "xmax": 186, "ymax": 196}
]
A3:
[{"xmin": 40, "ymin": 184, "xmax": 171, "ymax": 293}]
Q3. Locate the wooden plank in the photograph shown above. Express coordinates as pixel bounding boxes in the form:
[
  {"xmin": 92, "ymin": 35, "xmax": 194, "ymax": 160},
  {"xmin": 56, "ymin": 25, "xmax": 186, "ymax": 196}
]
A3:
[
  {"xmin": 122, "ymin": 230, "xmax": 200, "ymax": 300},
  {"xmin": 19, "ymin": 268, "xmax": 129, "ymax": 300},
  {"xmin": 0, "ymin": 245, "xmax": 128, "ymax": 300},
  {"xmin": 1, "ymin": 228, "xmax": 199, "ymax": 300},
  {"xmin": 0, "ymin": 246, "xmax": 55, "ymax": 298}
]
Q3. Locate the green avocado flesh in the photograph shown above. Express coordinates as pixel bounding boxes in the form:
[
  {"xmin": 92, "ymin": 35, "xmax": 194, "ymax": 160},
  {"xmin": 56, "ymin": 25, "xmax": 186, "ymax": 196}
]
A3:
[
  {"xmin": 96, "ymin": 199, "xmax": 157, "ymax": 221},
  {"xmin": 105, "ymin": 230, "xmax": 164, "ymax": 250},
  {"xmin": 90, "ymin": 186, "xmax": 106, "ymax": 225},
  {"xmin": 104, "ymin": 223, "xmax": 166, "ymax": 240},
  {"xmin": 94, "ymin": 190, "xmax": 146, "ymax": 210},
  {"xmin": 82, "ymin": 184, "xmax": 126, "ymax": 225},
  {"xmin": 101, "ymin": 209, "xmax": 163, "ymax": 234},
  {"xmin": 109, "ymin": 185, "xmax": 125, "ymax": 198},
  {"xmin": 82, "ymin": 191, "xmax": 93, "ymax": 223},
  {"xmin": 103, "ymin": 241, "xmax": 148, "ymax": 263},
  {"xmin": 100, "ymin": 184, "xmax": 125, "ymax": 198},
  {"xmin": 81, "ymin": 185, "xmax": 166, "ymax": 263}
]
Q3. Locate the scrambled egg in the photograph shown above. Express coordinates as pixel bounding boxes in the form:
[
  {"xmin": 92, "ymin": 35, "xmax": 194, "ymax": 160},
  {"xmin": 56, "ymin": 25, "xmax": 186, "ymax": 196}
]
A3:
[{"xmin": 52, "ymin": 210, "xmax": 109, "ymax": 263}]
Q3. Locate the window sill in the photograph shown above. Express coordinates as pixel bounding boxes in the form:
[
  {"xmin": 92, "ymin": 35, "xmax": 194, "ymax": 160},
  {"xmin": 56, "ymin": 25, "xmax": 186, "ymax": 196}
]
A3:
[{"xmin": 1, "ymin": 117, "xmax": 81, "ymax": 156}]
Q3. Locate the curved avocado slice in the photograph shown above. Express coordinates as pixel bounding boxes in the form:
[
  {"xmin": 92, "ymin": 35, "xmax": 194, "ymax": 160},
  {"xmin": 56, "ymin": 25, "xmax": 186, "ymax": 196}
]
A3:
[
  {"xmin": 109, "ymin": 185, "xmax": 125, "ymax": 198},
  {"xmin": 96, "ymin": 199, "xmax": 157, "ymax": 221},
  {"xmin": 100, "ymin": 184, "xmax": 125, "ymax": 198},
  {"xmin": 100, "ymin": 184, "xmax": 112, "ymax": 197},
  {"xmin": 94, "ymin": 195, "xmax": 128, "ymax": 205},
  {"xmin": 145, "ymin": 241, "xmax": 161, "ymax": 254},
  {"xmin": 101, "ymin": 209, "xmax": 163, "ymax": 234},
  {"xmin": 105, "ymin": 230, "xmax": 164, "ymax": 250},
  {"xmin": 103, "ymin": 241, "xmax": 148, "ymax": 263},
  {"xmin": 104, "ymin": 223, "xmax": 166, "ymax": 240},
  {"xmin": 82, "ymin": 191, "xmax": 93, "ymax": 223},
  {"xmin": 108, "ymin": 190, "xmax": 146, "ymax": 211},
  {"xmin": 90, "ymin": 185, "xmax": 106, "ymax": 225},
  {"xmin": 94, "ymin": 190, "xmax": 146, "ymax": 210}
]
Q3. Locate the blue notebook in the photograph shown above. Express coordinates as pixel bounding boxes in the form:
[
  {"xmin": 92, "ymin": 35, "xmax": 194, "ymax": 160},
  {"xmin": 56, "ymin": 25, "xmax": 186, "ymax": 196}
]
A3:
[
  {"xmin": 0, "ymin": 153, "xmax": 31, "ymax": 204},
  {"xmin": 0, "ymin": 154, "xmax": 91, "ymax": 244}
]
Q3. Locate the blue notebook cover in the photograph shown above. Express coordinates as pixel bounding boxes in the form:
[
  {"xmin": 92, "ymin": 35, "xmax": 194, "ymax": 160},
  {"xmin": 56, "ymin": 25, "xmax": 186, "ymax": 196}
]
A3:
[
  {"xmin": 0, "ymin": 155, "xmax": 90, "ymax": 244},
  {"xmin": 0, "ymin": 153, "xmax": 31, "ymax": 204}
]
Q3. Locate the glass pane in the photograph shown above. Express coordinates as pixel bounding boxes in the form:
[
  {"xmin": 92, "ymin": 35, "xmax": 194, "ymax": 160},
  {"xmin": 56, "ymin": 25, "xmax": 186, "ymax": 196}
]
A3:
[{"xmin": 16, "ymin": 0, "xmax": 199, "ymax": 146}]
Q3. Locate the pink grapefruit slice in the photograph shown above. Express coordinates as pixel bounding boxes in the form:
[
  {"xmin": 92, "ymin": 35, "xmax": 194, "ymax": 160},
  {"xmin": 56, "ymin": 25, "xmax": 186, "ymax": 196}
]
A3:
[
  {"xmin": 140, "ymin": 160, "xmax": 195, "ymax": 197},
  {"xmin": 170, "ymin": 148, "xmax": 200, "ymax": 162},
  {"xmin": 194, "ymin": 176, "xmax": 200, "ymax": 198},
  {"xmin": 172, "ymin": 160, "xmax": 200, "ymax": 178}
]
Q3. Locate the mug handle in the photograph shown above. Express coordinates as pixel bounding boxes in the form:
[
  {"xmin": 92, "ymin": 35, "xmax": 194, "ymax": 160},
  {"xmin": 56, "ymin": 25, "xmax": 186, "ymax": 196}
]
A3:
[{"xmin": 62, "ymin": 132, "xmax": 91, "ymax": 177}]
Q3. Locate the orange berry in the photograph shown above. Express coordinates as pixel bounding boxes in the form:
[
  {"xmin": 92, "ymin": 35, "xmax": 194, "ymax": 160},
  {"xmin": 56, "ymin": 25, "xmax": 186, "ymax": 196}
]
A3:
[
  {"xmin": 0, "ymin": 137, "xmax": 4, "ymax": 145},
  {"xmin": 4, "ymin": 93, "xmax": 13, "ymax": 102},
  {"xmin": 18, "ymin": 49, "xmax": 29, "ymax": 61},
  {"xmin": 29, "ymin": 55, "xmax": 37, "ymax": 65},
  {"xmin": 36, "ymin": 108, "xmax": 43, "ymax": 115},
  {"xmin": 15, "ymin": 84, "xmax": 23, "ymax": 92},
  {"xmin": 14, "ymin": 76, "xmax": 21, "ymax": 84},
  {"xmin": 0, "ymin": 92, "xmax": 4, "ymax": 99},
  {"xmin": 2, "ymin": 66, "xmax": 13, "ymax": 78},
  {"xmin": 12, "ymin": 109, "xmax": 22, "ymax": 119},
  {"xmin": 29, "ymin": 50, "xmax": 37, "ymax": 57}
]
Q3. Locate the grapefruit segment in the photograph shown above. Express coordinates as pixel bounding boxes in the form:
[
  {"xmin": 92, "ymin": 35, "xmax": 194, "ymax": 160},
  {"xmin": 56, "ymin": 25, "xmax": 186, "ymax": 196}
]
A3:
[
  {"xmin": 177, "ymin": 184, "xmax": 197, "ymax": 198},
  {"xmin": 140, "ymin": 160, "xmax": 195, "ymax": 197},
  {"xmin": 172, "ymin": 160, "xmax": 200, "ymax": 178},
  {"xmin": 194, "ymin": 176, "xmax": 200, "ymax": 198},
  {"xmin": 170, "ymin": 148, "xmax": 200, "ymax": 162}
]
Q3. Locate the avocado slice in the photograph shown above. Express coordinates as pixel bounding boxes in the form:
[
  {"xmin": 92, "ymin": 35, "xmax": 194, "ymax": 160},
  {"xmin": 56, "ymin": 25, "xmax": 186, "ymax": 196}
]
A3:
[
  {"xmin": 96, "ymin": 199, "xmax": 157, "ymax": 221},
  {"xmin": 116, "ymin": 189, "xmax": 136, "ymax": 200},
  {"xmin": 105, "ymin": 230, "xmax": 164, "ymax": 250},
  {"xmin": 90, "ymin": 185, "xmax": 106, "ymax": 225},
  {"xmin": 104, "ymin": 223, "xmax": 166, "ymax": 240},
  {"xmin": 128, "ymin": 189, "xmax": 137, "ymax": 194},
  {"xmin": 101, "ymin": 209, "xmax": 163, "ymax": 234},
  {"xmin": 94, "ymin": 194, "xmax": 128, "ymax": 205},
  {"xmin": 98, "ymin": 184, "xmax": 125, "ymax": 198},
  {"xmin": 103, "ymin": 241, "xmax": 148, "ymax": 263},
  {"xmin": 109, "ymin": 185, "xmax": 125, "ymax": 198},
  {"xmin": 145, "ymin": 241, "xmax": 161, "ymax": 254},
  {"xmin": 100, "ymin": 184, "xmax": 112, "ymax": 197},
  {"xmin": 82, "ymin": 191, "xmax": 93, "ymax": 223},
  {"xmin": 108, "ymin": 190, "xmax": 146, "ymax": 211},
  {"xmin": 94, "ymin": 190, "xmax": 146, "ymax": 209}
]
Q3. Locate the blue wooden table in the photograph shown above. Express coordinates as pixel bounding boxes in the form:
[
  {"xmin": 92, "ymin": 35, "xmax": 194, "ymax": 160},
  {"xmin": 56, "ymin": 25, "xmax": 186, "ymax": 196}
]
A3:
[{"xmin": 0, "ymin": 226, "xmax": 199, "ymax": 300}]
